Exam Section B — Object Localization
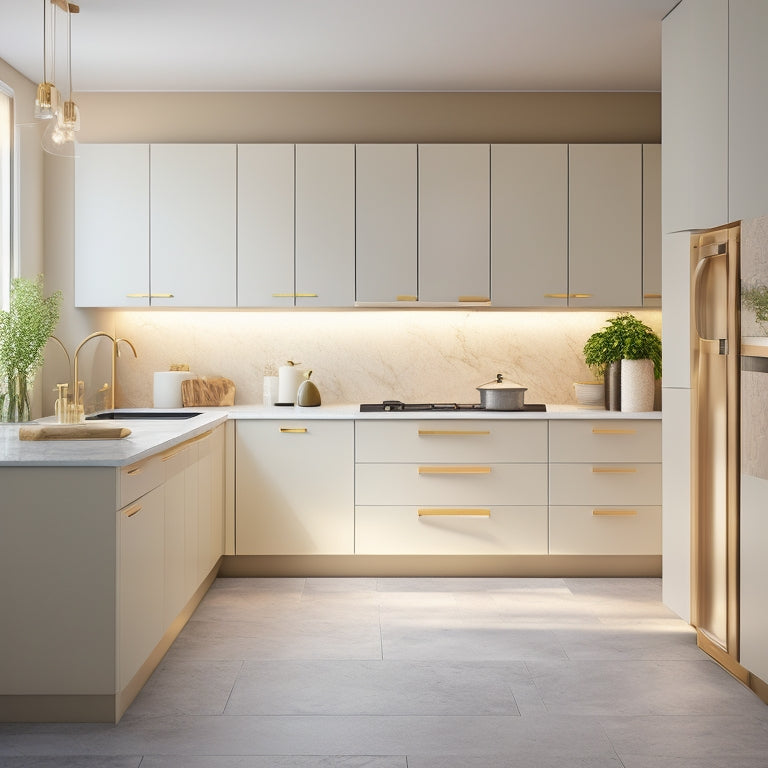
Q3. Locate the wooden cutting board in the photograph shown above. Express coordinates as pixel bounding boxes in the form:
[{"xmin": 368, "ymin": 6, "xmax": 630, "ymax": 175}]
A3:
[
  {"xmin": 19, "ymin": 424, "xmax": 132, "ymax": 440},
  {"xmin": 181, "ymin": 376, "xmax": 235, "ymax": 407}
]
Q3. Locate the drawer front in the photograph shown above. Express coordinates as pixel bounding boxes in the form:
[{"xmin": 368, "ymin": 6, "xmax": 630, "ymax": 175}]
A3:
[
  {"xmin": 549, "ymin": 505, "xmax": 662, "ymax": 555},
  {"xmin": 549, "ymin": 463, "xmax": 661, "ymax": 506},
  {"xmin": 120, "ymin": 454, "xmax": 164, "ymax": 508},
  {"xmin": 355, "ymin": 463, "xmax": 548, "ymax": 506},
  {"xmin": 355, "ymin": 505, "xmax": 548, "ymax": 555},
  {"xmin": 549, "ymin": 420, "xmax": 661, "ymax": 463},
  {"xmin": 355, "ymin": 420, "xmax": 548, "ymax": 463}
]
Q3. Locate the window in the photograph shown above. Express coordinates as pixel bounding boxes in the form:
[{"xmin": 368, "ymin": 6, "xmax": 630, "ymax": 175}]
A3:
[{"xmin": 0, "ymin": 83, "xmax": 13, "ymax": 311}]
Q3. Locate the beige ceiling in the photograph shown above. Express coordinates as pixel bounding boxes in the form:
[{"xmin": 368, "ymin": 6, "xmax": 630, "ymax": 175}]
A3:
[{"xmin": 0, "ymin": 0, "xmax": 677, "ymax": 93}]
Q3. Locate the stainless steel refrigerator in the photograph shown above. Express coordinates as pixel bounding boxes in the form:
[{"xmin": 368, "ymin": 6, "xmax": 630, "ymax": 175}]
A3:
[{"xmin": 690, "ymin": 223, "xmax": 742, "ymax": 677}]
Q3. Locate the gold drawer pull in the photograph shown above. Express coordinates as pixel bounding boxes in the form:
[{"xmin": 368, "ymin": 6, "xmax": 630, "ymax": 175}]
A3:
[
  {"xmin": 458, "ymin": 296, "xmax": 491, "ymax": 303},
  {"xmin": 570, "ymin": 293, "xmax": 592, "ymax": 299},
  {"xmin": 272, "ymin": 293, "xmax": 296, "ymax": 298},
  {"xmin": 126, "ymin": 466, "xmax": 143, "ymax": 476},
  {"xmin": 280, "ymin": 427, "xmax": 307, "ymax": 434},
  {"xmin": 295, "ymin": 293, "xmax": 319, "ymax": 298},
  {"xmin": 124, "ymin": 504, "xmax": 142, "ymax": 518},
  {"xmin": 418, "ymin": 508, "xmax": 491, "ymax": 517},
  {"xmin": 161, "ymin": 449, "xmax": 183, "ymax": 462},
  {"xmin": 397, "ymin": 295, "xmax": 418, "ymax": 302},
  {"xmin": 544, "ymin": 293, "xmax": 568, "ymax": 299},
  {"xmin": 592, "ymin": 467, "xmax": 637, "ymax": 473},
  {"xmin": 593, "ymin": 509, "xmax": 638, "ymax": 516},
  {"xmin": 126, "ymin": 293, "xmax": 174, "ymax": 298},
  {"xmin": 418, "ymin": 466, "xmax": 491, "ymax": 475},
  {"xmin": 592, "ymin": 428, "xmax": 636, "ymax": 435},
  {"xmin": 418, "ymin": 430, "xmax": 490, "ymax": 436},
  {"xmin": 644, "ymin": 293, "xmax": 662, "ymax": 299}
]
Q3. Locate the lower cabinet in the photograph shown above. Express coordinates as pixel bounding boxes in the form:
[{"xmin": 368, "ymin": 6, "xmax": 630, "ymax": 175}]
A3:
[{"xmin": 235, "ymin": 420, "xmax": 354, "ymax": 554}]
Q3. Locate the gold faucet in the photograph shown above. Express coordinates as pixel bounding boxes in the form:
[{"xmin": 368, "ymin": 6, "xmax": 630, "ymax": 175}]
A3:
[{"xmin": 73, "ymin": 332, "xmax": 138, "ymax": 411}]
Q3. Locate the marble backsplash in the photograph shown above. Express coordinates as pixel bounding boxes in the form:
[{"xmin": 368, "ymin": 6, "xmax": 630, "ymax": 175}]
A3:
[{"xmin": 113, "ymin": 309, "xmax": 662, "ymax": 408}]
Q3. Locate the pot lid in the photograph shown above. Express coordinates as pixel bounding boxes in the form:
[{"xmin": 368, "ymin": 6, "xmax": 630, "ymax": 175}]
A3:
[{"xmin": 477, "ymin": 373, "xmax": 527, "ymax": 391}]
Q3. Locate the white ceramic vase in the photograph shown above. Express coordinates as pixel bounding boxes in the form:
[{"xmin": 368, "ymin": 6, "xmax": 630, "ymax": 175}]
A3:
[{"xmin": 620, "ymin": 358, "xmax": 655, "ymax": 412}]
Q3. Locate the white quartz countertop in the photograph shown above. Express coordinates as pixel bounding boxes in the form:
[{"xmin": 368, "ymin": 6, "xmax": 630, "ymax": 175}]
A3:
[{"xmin": 0, "ymin": 404, "xmax": 660, "ymax": 467}]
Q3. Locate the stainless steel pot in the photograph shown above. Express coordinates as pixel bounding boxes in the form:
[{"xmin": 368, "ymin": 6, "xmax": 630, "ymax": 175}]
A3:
[{"xmin": 477, "ymin": 374, "xmax": 527, "ymax": 410}]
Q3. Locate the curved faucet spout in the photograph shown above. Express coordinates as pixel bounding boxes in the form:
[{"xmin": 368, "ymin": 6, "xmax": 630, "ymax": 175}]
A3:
[
  {"xmin": 73, "ymin": 332, "xmax": 116, "ymax": 410},
  {"xmin": 116, "ymin": 338, "xmax": 138, "ymax": 359}
]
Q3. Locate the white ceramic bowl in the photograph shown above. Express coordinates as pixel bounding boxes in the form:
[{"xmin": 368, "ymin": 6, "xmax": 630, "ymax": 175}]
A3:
[{"xmin": 574, "ymin": 381, "xmax": 605, "ymax": 408}]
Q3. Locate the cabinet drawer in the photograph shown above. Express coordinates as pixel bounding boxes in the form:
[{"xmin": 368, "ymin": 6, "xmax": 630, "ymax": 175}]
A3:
[
  {"xmin": 549, "ymin": 420, "xmax": 661, "ymax": 463},
  {"xmin": 355, "ymin": 505, "xmax": 548, "ymax": 555},
  {"xmin": 356, "ymin": 420, "xmax": 548, "ymax": 463},
  {"xmin": 549, "ymin": 463, "xmax": 661, "ymax": 506},
  {"xmin": 120, "ymin": 454, "xmax": 164, "ymax": 508},
  {"xmin": 355, "ymin": 463, "xmax": 548, "ymax": 506},
  {"xmin": 549, "ymin": 505, "xmax": 661, "ymax": 555}
]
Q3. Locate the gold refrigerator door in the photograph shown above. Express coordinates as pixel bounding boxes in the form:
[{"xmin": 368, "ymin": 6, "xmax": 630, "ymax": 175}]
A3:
[{"xmin": 691, "ymin": 224, "xmax": 742, "ymax": 671}]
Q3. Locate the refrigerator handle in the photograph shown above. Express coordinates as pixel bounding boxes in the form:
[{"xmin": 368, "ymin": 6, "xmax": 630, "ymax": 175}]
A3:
[{"xmin": 693, "ymin": 248, "xmax": 728, "ymax": 352}]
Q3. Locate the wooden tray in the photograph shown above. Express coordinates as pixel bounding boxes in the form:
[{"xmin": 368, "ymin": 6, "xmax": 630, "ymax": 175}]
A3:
[{"xmin": 19, "ymin": 424, "xmax": 132, "ymax": 440}]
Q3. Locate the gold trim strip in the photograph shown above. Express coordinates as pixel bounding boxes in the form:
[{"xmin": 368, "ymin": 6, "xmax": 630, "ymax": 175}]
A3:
[
  {"xmin": 592, "ymin": 428, "xmax": 636, "ymax": 435},
  {"xmin": 592, "ymin": 467, "xmax": 637, "ymax": 473},
  {"xmin": 592, "ymin": 509, "xmax": 638, "ymax": 516},
  {"xmin": 458, "ymin": 296, "xmax": 491, "ymax": 303},
  {"xmin": 124, "ymin": 504, "xmax": 142, "ymax": 518},
  {"xmin": 418, "ymin": 430, "xmax": 491, "ymax": 436},
  {"xmin": 280, "ymin": 427, "xmax": 308, "ymax": 434},
  {"xmin": 418, "ymin": 466, "xmax": 491, "ymax": 475},
  {"xmin": 397, "ymin": 295, "xmax": 418, "ymax": 302},
  {"xmin": 418, "ymin": 508, "xmax": 491, "ymax": 517}
]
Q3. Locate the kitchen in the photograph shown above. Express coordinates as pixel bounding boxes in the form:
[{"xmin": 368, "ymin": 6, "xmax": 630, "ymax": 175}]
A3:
[{"xmin": 1, "ymin": 0, "xmax": 768, "ymax": 764}]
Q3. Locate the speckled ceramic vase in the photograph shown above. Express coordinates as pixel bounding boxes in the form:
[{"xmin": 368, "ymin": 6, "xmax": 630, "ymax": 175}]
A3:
[{"xmin": 620, "ymin": 358, "xmax": 655, "ymax": 412}]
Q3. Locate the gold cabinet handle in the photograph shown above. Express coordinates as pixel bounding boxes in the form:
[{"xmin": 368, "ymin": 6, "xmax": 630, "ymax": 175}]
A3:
[
  {"xmin": 418, "ymin": 508, "xmax": 491, "ymax": 517},
  {"xmin": 544, "ymin": 293, "xmax": 569, "ymax": 299},
  {"xmin": 397, "ymin": 295, "xmax": 418, "ymax": 302},
  {"xmin": 592, "ymin": 428, "xmax": 636, "ymax": 435},
  {"xmin": 280, "ymin": 427, "xmax": 307, "ymax": 433},
  {"xmin": 271, "ymin": 293, "xmax": 296, "ymax": 298},
  {"xmin": 569, "ymin": 293, "xmax": 592, "ymax": 299},
  {"xmin": 418, "ymin": 466, "xmax": 491, "ymax": 475},
  {"xmin": 458, "ymin": 296, "xmax": 491, "ymax": 303},
  {"xmin": 123, "ymin": 504, "xmax": 142, "ymax": 518},
  {"xmin": 592, "ymin": 467, "xmax": 637, "ymax": 473},
  {"xmin": 161, "ymin": 448, "xmax": 184, "ymax": 462},
  {"xmin": 126, "ymin": 466, "xmax": 143, "ymax": 476},
  {"xmin": 592, "ymin": 509, "xmax": 638, "ymax": 516},
  {"xmin": 644, "ymin": 293, "xmax": 662, "ymax": 299},
  {"xmin": 544, "ymin": 293, "xmax": 592, "ymax": 299},
  {"xmin": 125, "ymin": 293, "xmax": 174, "ymax": 298},
  {"xmin": 418, "ymin": 429, "xmax": 490, "ymax": 436},
  {"xmin": 296, "ymin": 293, "xmax": 319, "ymax": 298}
]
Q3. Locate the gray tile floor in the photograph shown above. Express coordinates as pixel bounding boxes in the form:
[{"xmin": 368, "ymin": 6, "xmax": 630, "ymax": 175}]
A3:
[{"xmin": 2, "ymin": 577, "xmax": 768, "ymax": 767}]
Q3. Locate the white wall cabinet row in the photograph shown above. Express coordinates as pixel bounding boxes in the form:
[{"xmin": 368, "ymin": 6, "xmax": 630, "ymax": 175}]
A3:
[
  {"xmin": 234, "ymin": 419, "xmax": 661, "ymax": 559},
  {"xmin": 75, "ymin": 142, "xmax": 660, "ymax": 309}
]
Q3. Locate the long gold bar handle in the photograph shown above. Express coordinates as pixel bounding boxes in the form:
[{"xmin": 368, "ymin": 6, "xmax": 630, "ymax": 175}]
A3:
[
  {"xmin": 162, "ymin": 448, "xmax": 183, "ymax": 462},
  {"xmin": 296, "ymin": 293, "xmax": 319, "ymax": 298},
  {"xmin": 418, "ymin": 430, "xmax": 491, "ymax": 436},
  {"xmin": 126, "ymin": 466, "xmax": 143, "ymax": 476},
  {"xmin": 570, "ymin": 293, "xmax": 592, "ymax": 299},
  {"xmin": 458, "ymin": 296, "xmax": 491, "ymax": 303},
  {"xmin": 124, "ymin": 504, "xmax": 142, "ymax": 518},
  {"xmin": 592, "ymin": 428, "xmax": 636, "ymax": 435},
  {"xmin": 592, "ymin": 509, "xmax": 638, "ymax": 516},
  {"xmin": 162, "ymin": 429, "xmax": 214, "ymax": 461},
  {"xmin": 644, "ymin": 293, "xmax": 662, "ymax": 299},
  {"xmin": 397, "ymin": 295, "xmax": 418, "ymax": 302},
  {"xmin": 126, "ymin": 293, "xmax": 175, "ymax": 299},
  {"xmin": 544, "ymin": 293, "xmax": 592, "ymax": 299},
  {"xmin": 418, "ymin": 466, "xmax": 492, "ymax": 475},
  {"xmin": 280, "ymin": 427, "xmax": 308, "ymax": 434},
  {"xmin": 592, "ymin": 467, "xmax": 637, "ymax": 473},
  {"xmin": 418, "ymin": 508, "xmax": 491, "ymax": 517},
  {"xmin": 544, "ymin": 293, "xmax": 569, "ymax": 299},
  {"xmin": 272, "ymin": 293, "xmax": 319, "ymax": 298}
]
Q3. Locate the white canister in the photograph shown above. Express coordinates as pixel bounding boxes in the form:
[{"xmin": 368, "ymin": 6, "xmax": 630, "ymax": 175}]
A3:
[
  {"xmin": 277, "ymin": 364, "xmax": 303, "ymax": 405},
  {"xmin": 153, "ymin": 371, "xmax": 195, "ymax": 408}
]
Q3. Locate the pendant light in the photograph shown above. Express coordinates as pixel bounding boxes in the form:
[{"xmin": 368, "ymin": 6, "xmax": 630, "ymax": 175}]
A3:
[
  {"xmin": 34, "ymin": 0, "xmax": 57, "ymax": 119},
  {"xmin": 41, "ymin": 0, "xmax": 81, "ymax": 157}
]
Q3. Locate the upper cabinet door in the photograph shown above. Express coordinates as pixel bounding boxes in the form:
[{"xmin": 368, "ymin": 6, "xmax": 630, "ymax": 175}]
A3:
[
  {"xmin": 75, "ymin": 144, "xmax": 150, "ymax": 307},
  {"xmin": 729, "ymin": 0, "xmax": 768, "ymax": 222},
  {"xmin": 662, "ymin": 0, "xmax": 728, "ymax": 233},
  {"xmin": 569, "ymin": 144, "xmax": 642, "ymax": 308},
  {"xmin": 238, "ymin": 144, "xmax": 295, "ymax": 307},
  {"xmin": 418, "ymin": 144, "xmax": 490, "ymax": 304},
  {"xmin": 643, "ymin": 144, "xmax": 662, "ymax": 307},
  {"xmin": 355, "ymin": 144, "xmax": 418, "ymax": 304},
  {"xmin": 150, "ymin": 144, "xmax": 237, "ymax": 307},
  {"xmin": 491, "ymin": 144, "xmax": 568, "ymax": 307},
  {"xmin": 295, "ymin": 144, "xmax": 355, "ymax": 307}
]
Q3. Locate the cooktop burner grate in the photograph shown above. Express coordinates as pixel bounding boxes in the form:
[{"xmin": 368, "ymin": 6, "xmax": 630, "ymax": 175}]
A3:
[{"xmin": 359, "ymin": 401, "xmax": 546, "ymax": 412}]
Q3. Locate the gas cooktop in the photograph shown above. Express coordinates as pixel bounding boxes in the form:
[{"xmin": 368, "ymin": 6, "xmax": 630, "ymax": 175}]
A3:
[{"xmin": 360, "ymin": 401, "xmax": 546, "ymax": 412}]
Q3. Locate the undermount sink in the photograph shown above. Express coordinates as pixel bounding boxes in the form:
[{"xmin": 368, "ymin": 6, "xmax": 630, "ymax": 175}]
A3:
[{"xmin": 86, "ymin": 410, "xmax": 203, "ymax": 421}]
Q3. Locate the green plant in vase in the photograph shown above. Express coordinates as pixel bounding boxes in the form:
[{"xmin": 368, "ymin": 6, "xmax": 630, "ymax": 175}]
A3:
[
  {"xmin": 742, "ymin": 282, "xmax": 768, "ymax": 334},
  {"xmin": 0, "ymin": 275, "xmax": 62, "ymax": 422}
]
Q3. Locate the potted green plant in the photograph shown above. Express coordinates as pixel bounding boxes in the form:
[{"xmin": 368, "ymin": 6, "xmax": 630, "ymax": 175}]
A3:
[
  {"xmin": 742, "ymin": 282, "xmax": 768, "ymax": 335},
  {"xmin": 583, "ymin": 313, "xmax": 662, "ymax": 411},
  {"xmin": 0, "ymin": 275, "xmax": 62, "ymax": 422}
]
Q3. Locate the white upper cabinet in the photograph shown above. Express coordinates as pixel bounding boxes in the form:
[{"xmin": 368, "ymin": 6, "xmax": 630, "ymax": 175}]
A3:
[
  {"xmin": 418, "ymin": 144, "xmax": 490, "ymax": 304},
  {"xmin": 295, "ymin": 144, "xmax": 355, "ymax": 307},
  {"xmin": 75, "ymin": 144, "xmax": 150, "ymax": 308},
  {"xmin": 643, "ymin": 144, "xmax": 662, "ymax": 307},
  {"xmin": 569, "ymin": 144, "xmax": 643, "ymax": 308},
  {"xmin": 238, "ymin": 144, "xmax": 295, "ymax": 307},
  {"xmin": 728, "ymin": 0, "xmax": 768, "ymax": 222},
  {"xmin": 150, "ymin": 144, "xmax": 237, "ymax": 307},
  {"xmin": 355, "ymin": 144, "xmax": 418, "ymax": 304},
  {"xmin": 491, "ymin": 144, "xmax": 568, "ymax": 307},
  {"xmin": 661, "ymin": 0, "xmax": 728, "ymax": 233}
]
